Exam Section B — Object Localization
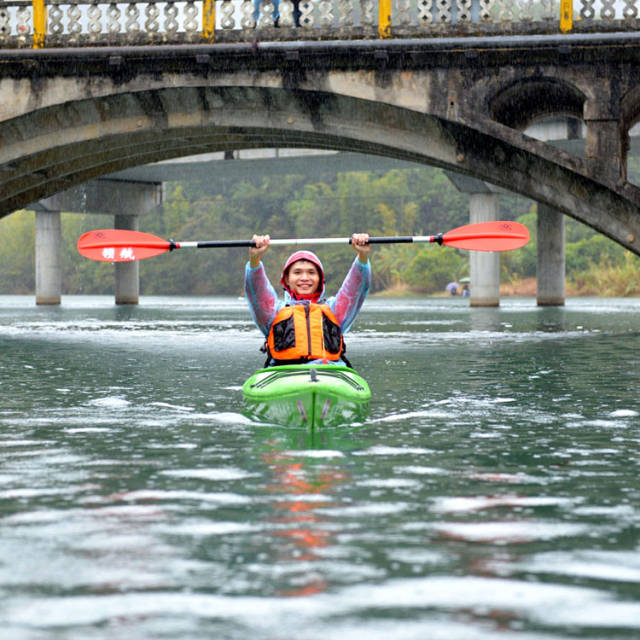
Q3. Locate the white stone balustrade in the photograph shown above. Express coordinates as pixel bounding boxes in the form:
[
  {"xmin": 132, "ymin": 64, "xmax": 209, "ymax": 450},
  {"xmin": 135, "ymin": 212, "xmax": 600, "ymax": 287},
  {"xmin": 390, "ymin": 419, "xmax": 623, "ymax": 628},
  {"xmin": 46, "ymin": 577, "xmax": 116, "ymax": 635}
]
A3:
[{"xmin": 1, "ymin": 0, "xmax": 639, "ymax": 47}]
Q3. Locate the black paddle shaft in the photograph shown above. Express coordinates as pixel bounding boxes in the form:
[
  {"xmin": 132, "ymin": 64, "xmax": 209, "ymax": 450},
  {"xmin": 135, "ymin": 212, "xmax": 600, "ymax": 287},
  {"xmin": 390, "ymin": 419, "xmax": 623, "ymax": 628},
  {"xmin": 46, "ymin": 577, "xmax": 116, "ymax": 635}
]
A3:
[{"xmin": 193, "ymin": 235, "xmax": 442, "ymax": 248}]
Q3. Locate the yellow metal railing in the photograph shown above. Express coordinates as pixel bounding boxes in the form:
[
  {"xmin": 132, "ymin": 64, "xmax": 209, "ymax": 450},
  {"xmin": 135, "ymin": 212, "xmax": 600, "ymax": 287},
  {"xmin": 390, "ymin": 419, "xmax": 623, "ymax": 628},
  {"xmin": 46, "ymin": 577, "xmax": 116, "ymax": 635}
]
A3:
[
  {"xmin": 560, "ymin": 0, "xmax": 573, "ymax": 33},
  {"xmin": 32, "ymin": 0, "xmax": 46, "ymax": 48},
  {"xmin": 202, "ymin": 0, "xmax": 216, "ymax": 42},
  {"xmin": 378, "ymin": 0, "xmax": 391, "ymax": 38}
]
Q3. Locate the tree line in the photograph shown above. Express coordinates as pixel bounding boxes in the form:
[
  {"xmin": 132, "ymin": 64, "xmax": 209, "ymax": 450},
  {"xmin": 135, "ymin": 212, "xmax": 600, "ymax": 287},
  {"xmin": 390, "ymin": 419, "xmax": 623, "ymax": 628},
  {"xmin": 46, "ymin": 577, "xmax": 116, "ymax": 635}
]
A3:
[{"xmin": 1, "ymin": 164, "xmax": 639, "ymax": 296}]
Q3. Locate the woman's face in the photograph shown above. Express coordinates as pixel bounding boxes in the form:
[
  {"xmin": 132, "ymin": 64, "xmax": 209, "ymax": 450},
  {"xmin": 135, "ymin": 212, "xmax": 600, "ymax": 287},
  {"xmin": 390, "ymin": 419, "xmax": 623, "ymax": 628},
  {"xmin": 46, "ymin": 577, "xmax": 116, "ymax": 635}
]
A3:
[{"xmin": 284, "ymin": 260, "xmax": 321, "ymax": 296}]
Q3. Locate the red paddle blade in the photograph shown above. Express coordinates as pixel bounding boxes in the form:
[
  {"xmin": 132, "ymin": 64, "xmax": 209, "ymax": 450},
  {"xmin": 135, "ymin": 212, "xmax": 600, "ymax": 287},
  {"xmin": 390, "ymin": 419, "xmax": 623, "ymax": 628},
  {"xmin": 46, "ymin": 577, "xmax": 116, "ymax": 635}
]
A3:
[
  {"xmin": 442, "ymin": 221, "xmax": 530, "ymax": 252},
  {"xmin": 77, "ymin": 229, "xmax": 172, "ymax": 262}
]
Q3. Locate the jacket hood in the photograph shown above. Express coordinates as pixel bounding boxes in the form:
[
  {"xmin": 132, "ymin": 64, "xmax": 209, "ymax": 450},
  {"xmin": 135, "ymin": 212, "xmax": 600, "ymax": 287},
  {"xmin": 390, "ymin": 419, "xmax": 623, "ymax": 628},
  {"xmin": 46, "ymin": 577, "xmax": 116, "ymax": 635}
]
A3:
[{"xmin": 280, "ymin": 250, "xmax": 326, "ymax": 302}]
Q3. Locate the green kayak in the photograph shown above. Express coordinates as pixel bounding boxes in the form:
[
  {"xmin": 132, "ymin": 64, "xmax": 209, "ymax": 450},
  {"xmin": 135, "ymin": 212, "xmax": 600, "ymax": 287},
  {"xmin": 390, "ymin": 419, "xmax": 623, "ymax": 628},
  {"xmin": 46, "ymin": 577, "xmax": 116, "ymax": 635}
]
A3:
[{"xmin": 242, "ymin": 364, "xmax": 371, "ymax": 429}]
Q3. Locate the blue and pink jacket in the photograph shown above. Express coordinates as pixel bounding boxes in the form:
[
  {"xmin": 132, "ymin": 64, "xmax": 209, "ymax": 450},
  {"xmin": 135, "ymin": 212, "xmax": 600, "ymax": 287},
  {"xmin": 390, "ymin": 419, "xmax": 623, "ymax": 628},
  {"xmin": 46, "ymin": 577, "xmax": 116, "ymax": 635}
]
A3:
[{"xmin": 244, "ymin": 257, "xmax": 371, "ymax": 365}]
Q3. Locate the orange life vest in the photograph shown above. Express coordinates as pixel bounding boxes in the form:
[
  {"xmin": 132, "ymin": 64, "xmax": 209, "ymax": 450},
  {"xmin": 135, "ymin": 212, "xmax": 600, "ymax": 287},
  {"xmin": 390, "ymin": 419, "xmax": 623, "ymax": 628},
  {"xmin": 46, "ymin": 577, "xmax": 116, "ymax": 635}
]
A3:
[{"xmin": 265, "ymin": 302, "xmax": 345, "ymax": 364}]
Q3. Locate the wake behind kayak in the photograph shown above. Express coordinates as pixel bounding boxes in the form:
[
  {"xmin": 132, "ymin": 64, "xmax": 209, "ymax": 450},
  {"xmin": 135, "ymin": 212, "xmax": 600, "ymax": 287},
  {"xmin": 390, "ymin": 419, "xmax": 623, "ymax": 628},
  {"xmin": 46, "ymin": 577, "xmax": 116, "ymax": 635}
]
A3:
[{"xmin": 242, "ymin": 364, "xmax": 370, "ymax": 428}]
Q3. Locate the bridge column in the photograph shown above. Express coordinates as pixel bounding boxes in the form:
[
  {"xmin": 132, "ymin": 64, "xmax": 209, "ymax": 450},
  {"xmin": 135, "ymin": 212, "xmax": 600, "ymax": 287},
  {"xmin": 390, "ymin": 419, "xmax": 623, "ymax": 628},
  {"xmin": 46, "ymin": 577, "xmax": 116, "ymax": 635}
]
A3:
[
  {"xmin": 584, "ymin": 118, "xmax": 624, "ymax": 181},
  {"xmin": 35, "ymin": 211, "xmax": 62, "ymax": 305},
  {"xmin": 536, "ymin": 204, "xmax": 565, "ymax": 306},
  {"xmin": 469, "ymin": 193, "xmax": 500, "ymax": 307},
  {"xmin": 114, "ymin": 214, "xmax": 139, "ymax": 305}
]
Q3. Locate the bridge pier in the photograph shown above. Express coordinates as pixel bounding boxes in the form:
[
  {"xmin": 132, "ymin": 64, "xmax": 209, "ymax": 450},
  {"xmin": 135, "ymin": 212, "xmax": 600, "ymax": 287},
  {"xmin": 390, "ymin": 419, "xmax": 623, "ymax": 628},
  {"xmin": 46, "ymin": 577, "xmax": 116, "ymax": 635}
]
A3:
[
  {"xmin": 35, "ymin": 210, "xmax": 63, "ymax": 305},
  {"xmin": 536, "ymin": 204, "xmax": 565, "ymax": 306},
  {"xmin": 469, "ymin": 193, "xmax": 500, "ymax": 307},
  {"xmin": 114, "ymin": 214, "xmax": 140, "ymax": 305},
  {"xmin": 33, "ymin": 179, "xmax": 161, "ymax": 305}
]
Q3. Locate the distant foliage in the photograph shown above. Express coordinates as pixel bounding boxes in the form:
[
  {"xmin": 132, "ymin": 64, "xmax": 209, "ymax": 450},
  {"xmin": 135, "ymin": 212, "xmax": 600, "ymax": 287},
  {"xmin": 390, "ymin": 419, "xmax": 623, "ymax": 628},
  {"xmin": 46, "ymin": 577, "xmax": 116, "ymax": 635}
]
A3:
[
  {"xmin": 1, "ymin": 165, "xmax": 639, "ymax": 296},
  {"xmin": 400, "ymin": 247, "xmax": 466, "ymax": 292},
  {"xmin": 569, "ymin": 250, "xmax": 640, "ymax": 296},
  {"xmin": 137, "ymin": 168, "xmax": 472, "ymax": 296},
  {"xmin": 0, "ymin": 210, "xmax": 35, "ymax": 294},
  {"xmin": 499, "ymin": 208, "xmax": 640, "ymax": 295}
]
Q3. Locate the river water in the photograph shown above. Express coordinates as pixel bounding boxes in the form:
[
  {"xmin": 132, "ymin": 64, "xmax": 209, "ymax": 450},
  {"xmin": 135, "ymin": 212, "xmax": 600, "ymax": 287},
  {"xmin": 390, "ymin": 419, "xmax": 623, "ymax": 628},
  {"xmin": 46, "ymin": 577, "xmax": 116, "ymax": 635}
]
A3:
[{"xmin": 1, "ymin": 294, "xmax": 639, "ymax": 639}]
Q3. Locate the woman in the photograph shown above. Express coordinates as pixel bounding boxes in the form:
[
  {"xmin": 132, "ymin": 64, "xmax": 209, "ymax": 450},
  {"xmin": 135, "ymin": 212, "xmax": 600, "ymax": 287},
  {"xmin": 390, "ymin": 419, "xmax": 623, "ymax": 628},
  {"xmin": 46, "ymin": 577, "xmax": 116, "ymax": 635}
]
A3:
[{"xmin": 244, "ymin": 233, "xmax": 371, "ymax": 367}]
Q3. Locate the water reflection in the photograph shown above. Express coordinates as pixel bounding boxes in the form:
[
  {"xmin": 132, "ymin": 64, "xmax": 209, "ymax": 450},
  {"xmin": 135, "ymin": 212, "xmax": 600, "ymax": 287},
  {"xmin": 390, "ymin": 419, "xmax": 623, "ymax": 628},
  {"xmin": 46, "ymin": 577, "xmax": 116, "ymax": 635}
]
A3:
[
  {"xmin": 263, "ymin": 447, "xmax": 345, "ymax": 597},
  {"xmin": 2, "ymin": 296, "xmax": 640, "ymax": 638},
  {"xmin": 468, "ymin": 306, "xmax": 504, "ymax": 333},
  {"xmin": 535, "ymin": 306, "xmax": 568, "ymax": 332},
  {"xmin": 251, "ymin": 423, "xmax": 371, "ymax": 597}
]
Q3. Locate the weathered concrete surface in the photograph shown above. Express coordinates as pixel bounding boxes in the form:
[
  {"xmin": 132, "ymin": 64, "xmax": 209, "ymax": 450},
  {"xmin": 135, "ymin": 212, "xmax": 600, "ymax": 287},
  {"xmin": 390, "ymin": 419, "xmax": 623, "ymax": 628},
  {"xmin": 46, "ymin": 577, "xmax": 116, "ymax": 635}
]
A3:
[
  {"xmin": 469, "ymin": 194, "xmax": 500, "ymax": 307},
  {"xmin": 2, "ymin": 34, "xmax": 640, "ymax": 253},
  {"xmin": 35, "ymin": 211, "xmax": 62, "ymax": 305},
  {"xmin": 36, "ymin": 179, "xmax": 163, "ymax": 216},
  {"xmin": 114, "ymin": 214, "xmax": 140, "ymax": 305},
  {"xmin": 537, "ymin": 205, "xmax": 566, "ymax": 306}
]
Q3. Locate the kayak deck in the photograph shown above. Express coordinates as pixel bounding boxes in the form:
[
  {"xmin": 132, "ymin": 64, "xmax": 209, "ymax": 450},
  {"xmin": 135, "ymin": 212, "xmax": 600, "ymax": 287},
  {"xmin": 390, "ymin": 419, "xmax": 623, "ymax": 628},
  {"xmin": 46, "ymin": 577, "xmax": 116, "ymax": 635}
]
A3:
[{"xmin": 242, "ymin": 364, "xmax": 370, "ymax": 429}]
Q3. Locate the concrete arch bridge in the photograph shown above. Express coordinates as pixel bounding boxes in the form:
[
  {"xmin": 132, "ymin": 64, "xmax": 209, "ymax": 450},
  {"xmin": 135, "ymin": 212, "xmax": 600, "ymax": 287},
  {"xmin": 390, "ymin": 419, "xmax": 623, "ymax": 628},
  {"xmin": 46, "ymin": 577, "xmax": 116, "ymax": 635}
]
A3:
[{"xmin": 3, "ymin": 0, "xmax": 640, "ymax": 304}]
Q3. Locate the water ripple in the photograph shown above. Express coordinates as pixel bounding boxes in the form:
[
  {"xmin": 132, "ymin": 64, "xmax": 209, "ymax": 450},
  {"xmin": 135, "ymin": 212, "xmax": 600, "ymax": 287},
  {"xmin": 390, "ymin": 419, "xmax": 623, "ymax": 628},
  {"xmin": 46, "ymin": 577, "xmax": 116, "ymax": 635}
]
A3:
[{"xmin": 2, "ymin": 296, "xmax": 640, "ymax": 638}]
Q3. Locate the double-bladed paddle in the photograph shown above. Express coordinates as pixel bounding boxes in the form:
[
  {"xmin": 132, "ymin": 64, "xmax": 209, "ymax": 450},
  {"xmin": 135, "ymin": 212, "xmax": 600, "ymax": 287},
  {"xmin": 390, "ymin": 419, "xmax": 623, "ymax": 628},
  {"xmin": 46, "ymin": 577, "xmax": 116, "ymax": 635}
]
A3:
[{"xmin": 77, "ymin": 220, "xmax": 530, "ymax": 263}]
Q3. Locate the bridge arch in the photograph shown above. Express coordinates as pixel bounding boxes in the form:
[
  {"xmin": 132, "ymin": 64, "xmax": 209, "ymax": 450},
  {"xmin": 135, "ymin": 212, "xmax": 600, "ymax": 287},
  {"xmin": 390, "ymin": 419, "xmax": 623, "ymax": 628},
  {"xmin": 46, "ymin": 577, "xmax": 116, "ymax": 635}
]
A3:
[
  {"xmin": 2, "ymin": 74, "xmax": 640, "ymax": 254},
  {"xmin": 488, "ymin": 77, "xmax": 586, "ymax": 130}
]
